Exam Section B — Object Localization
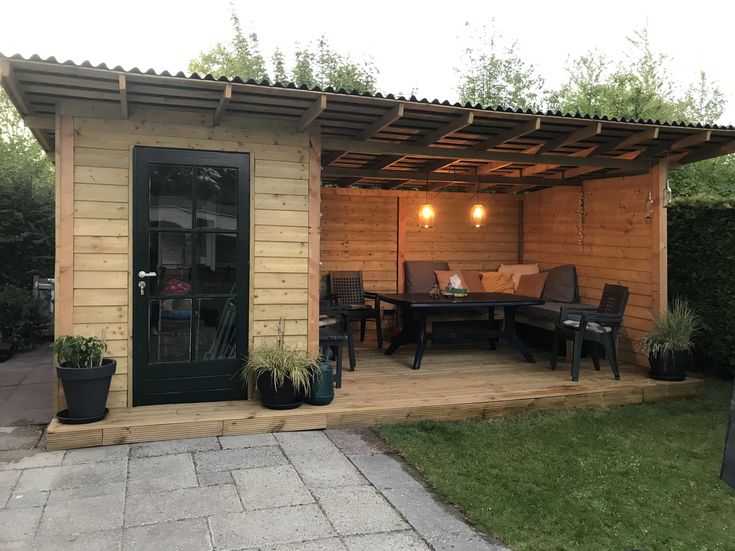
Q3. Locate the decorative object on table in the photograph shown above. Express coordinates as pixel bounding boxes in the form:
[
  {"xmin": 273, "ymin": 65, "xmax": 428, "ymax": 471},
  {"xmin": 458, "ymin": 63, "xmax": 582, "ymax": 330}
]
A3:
[
  {"xmin": 243, "ymin": 318, "xmax": 321, "ymax": 410},
  {"xmin": 329, "ymin": 271, "xmax": 383, "ymax": 350},
  {"xmin": 53, "ymin": 332, "xmax": 115, "ymax": 424},
  {"xmin": 452, "ymin": 287, "xmax": 469, "ymax": 298},
  {"xmin": 551, "ymin": 283, "xmax": 629, "ymax": 382},
  {"xmin": 306, "ymin": 358, "xmax": 335, "ymax": 406},
  {"xmin": 435, "ymin": 272, "xmax": 467, "ymax": 297},
  {"xmin": 430, "ymin": 282, "xmax": 441, "ymax": 299},
  {"xmin": 639, "ymin": 298, "xmax": 700, "ymax": 381}
]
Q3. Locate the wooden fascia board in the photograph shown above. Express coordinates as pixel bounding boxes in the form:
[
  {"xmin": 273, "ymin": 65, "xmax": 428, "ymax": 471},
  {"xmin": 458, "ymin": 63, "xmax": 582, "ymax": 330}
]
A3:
[
  {"xmin": 321, "ymin": 137, "xmax": 649, "ymax": 170},
  {"xmin": 537, "ymin": 122, "xmax": 602, "ymax": 154},
  {"xmin": 213, "ymin": 83, "xmax": 232, "ymax": 126},
  {"xmin": 471, "ymin": 117, "xmax": 541, "ymax": 151},
  {"xmin": 298, "ymin": 94, "xmax": 327, "ymax": 131},
  {"xmin": 415, "ymin": 112, "xmax": 474, "ymax": 146},
  {"xmin": 355, "ymin": 104, "xmax": 404, "ymax": 140},
  {"xmin": 118, "ymin": 74, "xmax": 128, "ymax": 119}
]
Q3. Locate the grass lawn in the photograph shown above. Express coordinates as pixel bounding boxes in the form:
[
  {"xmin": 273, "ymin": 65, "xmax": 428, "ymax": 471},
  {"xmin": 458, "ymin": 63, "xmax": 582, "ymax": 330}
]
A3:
[{"xmin": 374, "ymin": 378, "xmax": 735, "ymax": 551}]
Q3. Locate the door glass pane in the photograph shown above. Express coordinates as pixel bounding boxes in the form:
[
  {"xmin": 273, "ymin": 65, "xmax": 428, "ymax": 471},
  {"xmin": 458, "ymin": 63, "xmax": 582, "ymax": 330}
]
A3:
[
  {"xmin": 150, "ymin": 165, "xmax": 193, "ymax": 229},
  {"xmin": 149, "ymin": 299, "xmax": 192, "ymax": 363},
  {"xmin": 196, "ymin": 233, "xmax": 237, "ymax": 293},
  {"xmin": 196, "ymin": 298, "xmax": 237, "ymax": 360},
  {"xmin": 196, "ymin": 166, "xmax": 237, "ymax": 230},
  {"xmin": 149, "ymin": 232, "xmax": 193, "ymax": 295}
]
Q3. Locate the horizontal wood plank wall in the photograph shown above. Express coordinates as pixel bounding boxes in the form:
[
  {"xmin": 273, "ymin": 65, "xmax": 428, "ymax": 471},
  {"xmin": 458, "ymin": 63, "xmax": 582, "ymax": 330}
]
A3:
[
  {"xmin": 69, "ymin": 108, "xmax": 310, "ymax": 408},
  {"xmin": 522, "ymin": 174, "xmax": 656, "ymax": 366}
]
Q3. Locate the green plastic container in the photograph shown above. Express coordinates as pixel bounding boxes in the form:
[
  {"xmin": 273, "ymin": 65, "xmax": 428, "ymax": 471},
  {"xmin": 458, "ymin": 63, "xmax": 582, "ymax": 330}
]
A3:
[{"xmin": 306, "ymin": 360, "xmax": 334, "ymax": 406}]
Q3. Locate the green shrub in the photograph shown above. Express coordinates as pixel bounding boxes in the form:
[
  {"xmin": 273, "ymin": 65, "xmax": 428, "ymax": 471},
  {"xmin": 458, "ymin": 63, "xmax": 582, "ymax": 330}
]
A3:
[
  {"xmin": 668, "ymin": 196, "xmax": 735, "ymax": 374},
  {"xmin": 0, "ymin": 284, "xmax": 48, "ymax": 351}
]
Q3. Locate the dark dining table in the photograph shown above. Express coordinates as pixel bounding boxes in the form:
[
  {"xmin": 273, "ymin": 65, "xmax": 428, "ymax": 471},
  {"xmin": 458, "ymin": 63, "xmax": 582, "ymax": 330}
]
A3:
[{"xmin": 378, "ymin": 292, "xmax": 545, "ymax": 370}]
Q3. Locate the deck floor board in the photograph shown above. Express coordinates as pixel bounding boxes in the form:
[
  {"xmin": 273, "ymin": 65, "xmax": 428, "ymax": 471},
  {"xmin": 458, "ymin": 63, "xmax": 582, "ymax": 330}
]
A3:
[{"xmin": 46, "ymin": 344, "xmax": 702, "ymax": 450}]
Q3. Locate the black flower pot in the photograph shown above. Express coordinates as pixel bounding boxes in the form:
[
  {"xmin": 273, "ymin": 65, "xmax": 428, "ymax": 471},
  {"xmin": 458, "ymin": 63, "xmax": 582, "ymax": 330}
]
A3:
[
  {"xmin": 648, "ymin": 350, "xmax": 690, "ymax": 381},
  {"xmin": 56, "ymin": 358, "xmax": 116, "ymax": 423},
  {"xmin": 256, "ymin": 373, "xmax": 303, "ymax": 410}
]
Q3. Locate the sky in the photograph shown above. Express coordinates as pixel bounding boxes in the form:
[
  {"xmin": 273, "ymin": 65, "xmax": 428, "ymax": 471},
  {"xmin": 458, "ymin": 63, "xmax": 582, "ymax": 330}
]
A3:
[{"xmin": 2, "ymin": 0, "xmax": 734, "ymax": 123}]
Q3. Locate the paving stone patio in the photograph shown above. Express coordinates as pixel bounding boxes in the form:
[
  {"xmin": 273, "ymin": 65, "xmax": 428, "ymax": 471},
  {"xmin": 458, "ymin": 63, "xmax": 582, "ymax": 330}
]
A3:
[
  {"xmin": 0, "ymin": 346, "xmax": 54, "ymax": 427},
  {"xmin": 0, "ymin": 425, "xmax": 508, "ymax": 550}
]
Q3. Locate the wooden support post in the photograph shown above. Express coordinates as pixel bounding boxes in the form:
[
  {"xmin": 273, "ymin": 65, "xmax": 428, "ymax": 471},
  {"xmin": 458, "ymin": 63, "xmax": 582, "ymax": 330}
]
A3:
[
  {"xmin": 651, "ymin": 160, "xmax": 668, "ymax": 314},
  {"xmin": 307, "ymin": 129, "xmax": 322, "ymax": 355},
  {"xmin": 517, "ymin": 198, "xmax": 524, "ymax": 264},
  {"xmin": 55, "ymin": 115, "xmax": 74, "ymax": 411},
  {"xmin": 397, "ymin": 197, "xmax": 407, "ymax": 293}
]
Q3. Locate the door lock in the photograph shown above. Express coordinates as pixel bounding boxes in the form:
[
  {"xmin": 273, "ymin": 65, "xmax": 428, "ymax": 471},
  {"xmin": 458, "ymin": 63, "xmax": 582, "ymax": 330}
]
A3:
[{"xmin": 138, "ymin": 281, "xmax": 146, "ymax": 295}]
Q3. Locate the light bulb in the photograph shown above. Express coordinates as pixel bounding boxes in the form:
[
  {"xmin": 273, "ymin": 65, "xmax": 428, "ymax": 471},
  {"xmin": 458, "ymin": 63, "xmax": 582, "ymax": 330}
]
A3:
[
  {"xmin": 470, "ymin": 203, "xmax": 487, "ymax": 228},
  {"xmin": 418, "ymin": 203, "xmax": 435, "ymax": 228}
]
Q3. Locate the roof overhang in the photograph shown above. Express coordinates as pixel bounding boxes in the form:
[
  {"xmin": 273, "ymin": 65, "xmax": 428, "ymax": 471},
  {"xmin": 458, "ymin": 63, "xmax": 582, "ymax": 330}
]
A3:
[{"xmin": 2, "ymin": 53, "xmax": 735, "ymax": 193}]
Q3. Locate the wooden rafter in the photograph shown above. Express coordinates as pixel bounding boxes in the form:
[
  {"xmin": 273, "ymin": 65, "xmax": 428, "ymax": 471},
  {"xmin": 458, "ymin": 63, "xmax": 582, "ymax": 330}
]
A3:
[
  {"xmin": 564, "ymin": 149, "xmax": 643, "ymax": 179},
  {"xmin": 0, "ymin": 60, "xmax": 52, "ymax": 151},
  {"xmin": 671, "ymin": 129, "xmax": 711, "ymax": 151},
  {"xmin": 476, "ymin": 144, "xmax": 544, "ymax": 175},
  {"xmin": 471, "ymin": 118, "xmax": 541, "ymax": 151},
  {"xmin": 320, "ymin": 138, "xmax": 648, "ymax": 171},
  {"xmin": 537, "ymin": 122, "xmax": 602, "ymax": 154},
  {"xmin": 298, "ymin": 94, "xmax": 327, "ymax": 131},
  {"xmin": 22, "ymin": 115, "xmax": 55, "ymax": 129},
  {"xmin": 673, "ymin": 139, "xmax": 735, "ymax": 165},
  {"xmin": 593, "ymin": 127, "xmax": 659, "ymax": 157},
  {"xmin": 214, "ymin": 83, "xmax": 232, "ymax": 126},
  {"xmin": 118, "ymin": 74, "xmax": 128, "ymax": 119},
  {"xmin": 416, "ymin": 112, "xmax": 474, "ymax": 146},
  {"xmin": 355, "ymin": 104, "xmax": 404, "ymax": 140},
  {"xmin": 522, "ymin": 146, "xmax": 597, "ymax": 177},
  {"xmin": 322, "ymin": 166, "xmax": 582, "ymax": 187}
]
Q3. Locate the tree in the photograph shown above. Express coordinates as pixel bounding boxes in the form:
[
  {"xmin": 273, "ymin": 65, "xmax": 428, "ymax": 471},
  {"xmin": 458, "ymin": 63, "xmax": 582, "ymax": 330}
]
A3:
[
  {"xmin": 272, "ymin": 49, "xmax": 288, "ymax": 83},
  {"xmin": 188, "ymin": 8, "xmax": 269, "ymax": 81},
  {"xmin": 456, "ymin": 23, "xmax": 546, "ymax": 111},
  {"xmin": 0, "ymin": 90, "xmax": 55, "ymax": 287}
]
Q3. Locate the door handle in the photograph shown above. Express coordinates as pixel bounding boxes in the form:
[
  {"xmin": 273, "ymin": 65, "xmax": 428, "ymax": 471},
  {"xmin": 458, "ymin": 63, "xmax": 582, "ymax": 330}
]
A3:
[{"xmin": 138, "ymin": 271, "xmax": 157, "ymax": 279}]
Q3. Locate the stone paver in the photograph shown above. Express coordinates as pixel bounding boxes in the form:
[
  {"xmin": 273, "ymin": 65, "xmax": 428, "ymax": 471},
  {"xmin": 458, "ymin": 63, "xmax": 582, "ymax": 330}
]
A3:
[
  {"xmin": 194, "ymin": 446, "xmax": 286, "ymax": 473},
  {"xmin": 233, "ymin": 464, "xmax": 313, "ymax": 511},
  {"xmin": 127, "ymin": 453, "xmax": 197, "ymax": 495},
  {"xmin": 122, "ymin": 518, "xmax": 211, "ymax": 551},
  {"xmin": 0, "ymin": 507, "xmax": 43, "ymax": 543},
  {"xmin": 314, "ymin": 485, "xmax": 409, "ymax": 536},
  {"xmin": 39, "ymin": 482, "xmax": 125, "ymax": 537},
  {"xmin": 344, "ymin": 530, "xmax": 432, "ymax": 551},
  {"xmin": 0, "ymin": 425, "xmax": 509, "ymax": 551},
  {"xmin": 209, "ymin": 504, "xmax": 334, "ymax": 550},
  {"xmin": 124, "ymin": 485, "xmax": 242, "ymax": 526},
  {"xmin": 0, "ymin": 347, "xmax": 54, "ymax": 426},
  {"xmin": 130, "ymin": 437, "xmax": 220, "ymax": 458},
  {"xmin": 218, "ymin": 433, "xmax": 277, "ymax": 449}
]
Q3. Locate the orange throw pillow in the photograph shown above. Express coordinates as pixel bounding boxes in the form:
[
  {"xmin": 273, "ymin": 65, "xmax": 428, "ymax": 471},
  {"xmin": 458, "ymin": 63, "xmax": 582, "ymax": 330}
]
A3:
[
  {"xmin": 515, "ymin": 272, "xmax": 548, "ymax": 298},
  {"xmin": 480, "ymin": 271, "xmax": 514, "ymax": 293},
  {"xmin": 434, "ymin": 270, "xmax": 467, "ymax": 291},
  {"xmin": 460, "ymin": 270, "xmax": 484, "ymax": 293},
  {"xmin": 498, "ymin": 263, "xmax": 540, "ymax": 290}
]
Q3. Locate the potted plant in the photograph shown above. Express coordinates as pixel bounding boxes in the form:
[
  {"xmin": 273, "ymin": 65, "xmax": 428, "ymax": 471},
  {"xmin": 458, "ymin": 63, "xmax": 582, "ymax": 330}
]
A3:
[
  {"xmin": 640, "ymin": 298, "xmax": 701, "ymax": 381},
  {"xmin": 242, "ymin": 320, "xmax": 322, "ymax": 410},
  {"xmin": 53, "ymin": 334, "xmax": 116, "ymax": 423}
]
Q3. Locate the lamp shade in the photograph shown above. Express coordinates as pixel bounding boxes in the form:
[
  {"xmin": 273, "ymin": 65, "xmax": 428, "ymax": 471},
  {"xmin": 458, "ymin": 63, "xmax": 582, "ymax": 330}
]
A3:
[
  {"xmin": 418, "ymin": 203, "xmax": 435, "ymax": 228},
  {"xmin": 470, "ymin": 203, "xmax": 487, "ymax": 228}
]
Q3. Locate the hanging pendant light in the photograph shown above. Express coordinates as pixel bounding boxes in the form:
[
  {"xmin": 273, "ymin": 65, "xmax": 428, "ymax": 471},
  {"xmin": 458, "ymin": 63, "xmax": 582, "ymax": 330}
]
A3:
[
  {"xmin": 664, "ymin": 179, "xmax": 673, "ymax": 207},
  {"xmin": 418, "ymin": 172, "xmax": 435, "ymax": 228},
  {"xmin": 644, "ymin": 191, "xmax": 654, "ymax": 221},
  {"xmin": 469, "ymin": 174, "xmax": 487, "ymax": 228}
]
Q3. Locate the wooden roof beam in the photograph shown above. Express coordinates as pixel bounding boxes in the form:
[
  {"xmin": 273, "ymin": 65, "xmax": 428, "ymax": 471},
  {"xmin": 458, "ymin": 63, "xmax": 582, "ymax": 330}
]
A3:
[
  {"xmin": 538, "ymin": 122, "xmax": 602, "ymax": 154},
  {"xmin": 594, "ymin": 127, "xmax": 659, "ymax": 156},
  {"xmin": 415, "ymin": 112, "xmax": 474, "ymax": 146},
  {"xmin": 471, "ymin": 117, "xmax": 541, "ymax": 151},
  {"xmin": 320, "ymin": 137, "xmax": 649, "ymax": 170},
  {"xmin": 671, "ymin": 129, "xmax": 711, "ymax": 151},
  {"xmin": 355, "ymin": 104, "xmax": 404, "ymax": 140},
  {"xmin": 118, "ymin": 74, "xmax": 128, "ymax": 119},
  {"xmin": 22, "ymin": 115, "xmax": 55, "ymax": 129},
  {"xmin": 674, "ymin": 139, "xmax": 735, "ymax": 166},
  {"xmin": 522, "ymin": 146, "xmax": 598, "ymax": 177},
  {"xmin": 1, "ymin": 60, "xmax": 52, "ymax": 152},
  {"xmin": 298, "ymin": 94, "xmax": 327, "ymax": 131},
  {"xmin": 214, "ymin": 83, "xmax": 232, "ymax": 126},
  {"xmin": 563, "ymin": 149, "xmax": 643, "ymax": 179},
  {"xmin": 322, "ymin": 166, "xmax": 582, "ymax": 187}
]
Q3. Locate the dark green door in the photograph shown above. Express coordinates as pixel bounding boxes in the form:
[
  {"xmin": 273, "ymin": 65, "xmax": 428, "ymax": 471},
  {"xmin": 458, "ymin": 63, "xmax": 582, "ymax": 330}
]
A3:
[{"xmin": 132, "ymin": 147, "xmax": 249, "ymax": 406}]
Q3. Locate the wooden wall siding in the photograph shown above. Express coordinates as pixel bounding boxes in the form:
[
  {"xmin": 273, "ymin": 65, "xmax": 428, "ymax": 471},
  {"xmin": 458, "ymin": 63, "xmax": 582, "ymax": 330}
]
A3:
[
  {"xmin": 522, "ymin": 173, "xmax": 659, "ymax": 366},
  {"xmin": 63, "ymin": 108, "xmax": 310, "ymax": 408}
]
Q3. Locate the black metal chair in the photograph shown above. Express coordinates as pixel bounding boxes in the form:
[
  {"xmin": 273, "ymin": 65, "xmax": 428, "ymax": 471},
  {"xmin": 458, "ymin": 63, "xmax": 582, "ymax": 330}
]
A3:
[
  {"xmin": 550, "ymin": 284, "xmax": 630, "ymax": 382},
  {"xmin": 328, "ymin": 272, "xmax": 383, "ymax": 358}
]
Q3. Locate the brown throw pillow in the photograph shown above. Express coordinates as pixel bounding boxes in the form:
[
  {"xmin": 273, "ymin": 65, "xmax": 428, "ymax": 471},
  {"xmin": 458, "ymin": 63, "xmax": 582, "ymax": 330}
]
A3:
[
  {"xmin": 404, "ymin": 261, "xmax": 450, "ymax": 293},
  {"xmin": 480, "ymin": 271, "xmax": 514, "ymax": 293},
  {"xmin": 460, "ymin": 271, "xmax": 484, "ymax": 293},
  {"xmin": 498, "ymin": 263, "xmax": 540, "ymax": 290},
  {"xmin": 435, "ymin": 270, "xmax": 467, "ymax": 291},
  {"xmin": 515, "ymin": 272, "xmax": 548, "ymax": 298}
]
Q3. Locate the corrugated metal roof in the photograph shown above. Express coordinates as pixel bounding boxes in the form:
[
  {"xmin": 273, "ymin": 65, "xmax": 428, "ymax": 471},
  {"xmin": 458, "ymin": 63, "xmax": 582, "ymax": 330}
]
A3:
[{"xmin": 3, "ymin": 52, "xmax": 733, "ymax": 130}]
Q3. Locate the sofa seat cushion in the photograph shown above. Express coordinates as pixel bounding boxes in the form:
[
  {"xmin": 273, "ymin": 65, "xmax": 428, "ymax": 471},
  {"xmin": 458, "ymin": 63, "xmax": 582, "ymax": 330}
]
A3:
[
  {"xmin": 517, "ymin": 301, "xmax": 572, "ymax": 322},
  {"xmin": 405, "ymin": 261, "xmax": 450, "ymax": 294}
]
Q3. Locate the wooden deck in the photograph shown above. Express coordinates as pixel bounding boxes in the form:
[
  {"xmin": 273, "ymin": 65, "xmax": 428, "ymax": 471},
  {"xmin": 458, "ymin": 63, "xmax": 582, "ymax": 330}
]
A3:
[{"xmin": 46, "ymin": 344, "xmax": 702, "ymax": 450}]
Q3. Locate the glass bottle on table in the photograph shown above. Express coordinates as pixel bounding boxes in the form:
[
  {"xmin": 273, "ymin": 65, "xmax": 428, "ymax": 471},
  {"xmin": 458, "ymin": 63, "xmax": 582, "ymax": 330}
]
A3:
[{"xmin": 430, "ymin": 282, "xmax": 440, "ymax": 299}]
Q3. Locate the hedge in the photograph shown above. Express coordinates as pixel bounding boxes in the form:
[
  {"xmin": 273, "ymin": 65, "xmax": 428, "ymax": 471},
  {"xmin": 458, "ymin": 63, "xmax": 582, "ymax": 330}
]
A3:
[{"xmin": 668, "ymin": 196, "xmax": 735, "ymax": 374}]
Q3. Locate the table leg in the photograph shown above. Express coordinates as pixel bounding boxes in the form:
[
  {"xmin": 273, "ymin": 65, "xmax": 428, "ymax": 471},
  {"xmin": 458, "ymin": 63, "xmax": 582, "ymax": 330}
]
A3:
[
  {"xmin": 412, "ymin": 310, "xmax": 428, "ymax": 370},
  {"xmin": 501, "ymin": 306, "xmax": 536, "ymax": 362},
  {"xmin": 384, "ymin": 305, "xmax": 413, "ymax": 355}
]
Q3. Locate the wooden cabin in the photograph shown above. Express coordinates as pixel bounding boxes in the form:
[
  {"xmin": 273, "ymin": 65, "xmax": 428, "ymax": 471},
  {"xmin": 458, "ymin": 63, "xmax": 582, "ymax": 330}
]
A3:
[{"xmin": 2, "ymin": 53, "xmax": 734, "ymax": 449}]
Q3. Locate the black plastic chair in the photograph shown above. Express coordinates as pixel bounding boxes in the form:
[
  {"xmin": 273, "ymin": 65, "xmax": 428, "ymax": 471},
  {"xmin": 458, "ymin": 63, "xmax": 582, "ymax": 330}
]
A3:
[
  {"xmin": 328, "ymin": 271, "xmax": 383, "ymax": 354},
  {"xmin": 550, "ymin": 284, "xmax": 629, "ymax": 382}
]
